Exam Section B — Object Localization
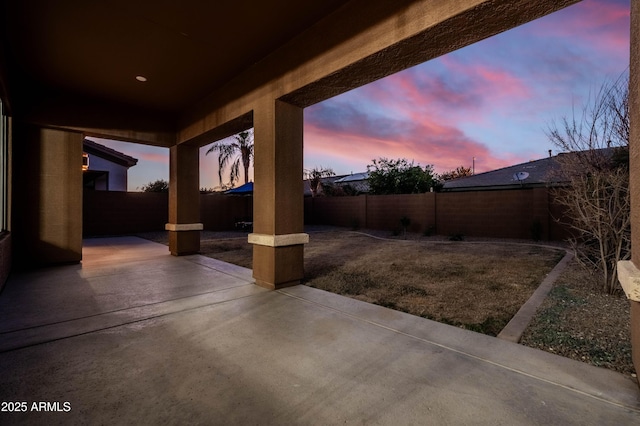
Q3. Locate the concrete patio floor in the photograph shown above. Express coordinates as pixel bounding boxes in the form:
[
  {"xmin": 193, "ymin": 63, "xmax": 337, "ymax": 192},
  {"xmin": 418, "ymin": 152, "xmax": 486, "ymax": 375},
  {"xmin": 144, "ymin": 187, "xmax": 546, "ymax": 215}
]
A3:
[{"xmin": 0, "ymin": 237, "xmax": 639, "ymax": 425}]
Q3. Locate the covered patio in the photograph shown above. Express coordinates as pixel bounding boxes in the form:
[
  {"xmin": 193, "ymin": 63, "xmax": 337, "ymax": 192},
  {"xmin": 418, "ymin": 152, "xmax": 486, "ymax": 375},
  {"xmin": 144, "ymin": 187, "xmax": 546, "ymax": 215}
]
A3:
[
  {"xmin": 0, "ymin": 237, "xmax": 638, "ymax": 423},
  {"xmin": 2, "ymin": 0, "xmax": 640, "ymax": 422}
]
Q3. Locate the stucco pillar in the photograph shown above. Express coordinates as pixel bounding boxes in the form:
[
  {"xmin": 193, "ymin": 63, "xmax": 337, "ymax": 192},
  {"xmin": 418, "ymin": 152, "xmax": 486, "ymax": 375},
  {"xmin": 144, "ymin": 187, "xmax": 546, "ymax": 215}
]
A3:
[
  {"xmin": 11, "ymin": 123, "xmax": 83, "ymax": 268},
  {"xmin": 618, "ymin": 0, "xmax": 640, "ymax": 382},
  {"xmin": 250, "ymin": 98, "xmax": 307, "ymax": 289},
  {"xmin": 167, "ymin": 144, "xmax": 202, "ymax": 255}
]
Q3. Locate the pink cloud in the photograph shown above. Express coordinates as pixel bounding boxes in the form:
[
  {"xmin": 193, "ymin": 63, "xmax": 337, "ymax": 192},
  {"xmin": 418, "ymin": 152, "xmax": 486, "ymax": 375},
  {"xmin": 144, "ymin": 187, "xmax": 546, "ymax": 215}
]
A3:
[
  {"xmin": 304, "ymin": 111, "xmax": 520, "ymax": 176},
  {"xmin": 304, "ymin": 55, "xmax": 537, "ymax": 176},
  {"xmin": 528, "ymin": 0, "xmax": 629, "ymax": 54},
  {"xmin": 136, "ymin": 152, "xmax": 169, "ymax": 164},
  {"xmin": 358, "ymin": 58, "xmax": 532, "ymax": 131},
  {"xmin": 437, "ymin": 58, "xmax": 531, "ymax": 102}
]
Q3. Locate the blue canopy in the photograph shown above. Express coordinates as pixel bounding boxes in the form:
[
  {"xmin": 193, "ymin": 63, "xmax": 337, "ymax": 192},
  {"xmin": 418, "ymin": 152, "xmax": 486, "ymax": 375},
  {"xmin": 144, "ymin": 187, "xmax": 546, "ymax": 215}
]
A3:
[{"xmin": 224, "ymin": 182, "xmax": 253, "ymax": 195}]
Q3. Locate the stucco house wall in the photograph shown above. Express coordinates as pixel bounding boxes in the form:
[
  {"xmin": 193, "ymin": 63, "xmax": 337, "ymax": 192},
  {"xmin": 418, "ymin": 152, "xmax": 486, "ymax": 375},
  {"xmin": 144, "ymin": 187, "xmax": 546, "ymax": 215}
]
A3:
[
  {"xmin": 85, "ymin": 155, "xmax": 129, "ymax": 191},
  {"xmin": 83, "ymin": 139, "xmax": 138, "ymax": 192}
]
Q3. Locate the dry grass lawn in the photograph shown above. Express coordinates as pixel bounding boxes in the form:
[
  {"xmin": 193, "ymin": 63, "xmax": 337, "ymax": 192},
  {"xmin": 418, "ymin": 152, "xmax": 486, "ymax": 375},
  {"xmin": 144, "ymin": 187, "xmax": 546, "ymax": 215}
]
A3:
[
  {"xmin": 303, "ymin": 232, "xmax": 562, "ymax": 336},
  {"xmin": 199, "ymin": 237, "xmax": 252, "ymax": 269},
  {"xmin": 147, "ymin": 230, "xmax": 562, "ymax": 336}
]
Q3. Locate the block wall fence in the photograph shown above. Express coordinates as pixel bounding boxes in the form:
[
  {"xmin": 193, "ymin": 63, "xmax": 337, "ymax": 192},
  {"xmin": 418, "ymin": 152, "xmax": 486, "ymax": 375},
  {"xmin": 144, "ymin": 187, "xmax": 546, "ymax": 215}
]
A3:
[
  {"xmin": 305, "ymin": 187, "xmax": 571, "ymax": 241},
  {"xmin": 83, "ymin": 191, "xmax": 253, "ymax": 236},
  {"xmin": 84, "ymin": 187, "xmax": 569, "ymax": 241}
]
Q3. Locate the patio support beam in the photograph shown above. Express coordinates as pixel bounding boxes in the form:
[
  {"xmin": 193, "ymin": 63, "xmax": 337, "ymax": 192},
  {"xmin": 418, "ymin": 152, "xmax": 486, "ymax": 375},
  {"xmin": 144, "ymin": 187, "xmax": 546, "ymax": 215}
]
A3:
[
  {"xmin": 250, "ymin": 98, "xmax": 306, "ymax": 289},
  {"xmin": 167, "ymin": 143, "xmax": 202, "ymax": 255}
]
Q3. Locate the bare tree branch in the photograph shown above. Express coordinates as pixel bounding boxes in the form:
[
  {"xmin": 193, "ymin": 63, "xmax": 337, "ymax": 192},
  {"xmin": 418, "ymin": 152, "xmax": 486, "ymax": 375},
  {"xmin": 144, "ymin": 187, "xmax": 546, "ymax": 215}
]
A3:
[{"xmin": 547, "ymin": 74, "xmax": 630, "ymax": 294}]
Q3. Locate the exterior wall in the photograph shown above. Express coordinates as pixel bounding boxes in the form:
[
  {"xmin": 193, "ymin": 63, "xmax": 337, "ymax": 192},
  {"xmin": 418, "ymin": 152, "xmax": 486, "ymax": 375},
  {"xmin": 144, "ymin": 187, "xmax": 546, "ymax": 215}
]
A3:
[
  {"xmin": 83, "ymin": 192, "xmax": 252, "ymax": 236},
  {"xmin": 86, "ymin": 155, "xmax": 129, "ymax": 191},
  {"xmin": 306, "ymin": 188, "xmax": 570, "ymax": 240}
]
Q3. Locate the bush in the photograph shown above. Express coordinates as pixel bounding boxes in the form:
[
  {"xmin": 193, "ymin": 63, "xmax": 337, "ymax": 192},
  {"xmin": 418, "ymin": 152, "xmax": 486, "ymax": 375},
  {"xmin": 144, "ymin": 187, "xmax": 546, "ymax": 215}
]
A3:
[
  {"xmin": 367, "ymin": 158, "xmax": 436, "ymax": 194},
  {"xmin": 140, "ymin": 179, "xmax": 169, "ymax": 193}
]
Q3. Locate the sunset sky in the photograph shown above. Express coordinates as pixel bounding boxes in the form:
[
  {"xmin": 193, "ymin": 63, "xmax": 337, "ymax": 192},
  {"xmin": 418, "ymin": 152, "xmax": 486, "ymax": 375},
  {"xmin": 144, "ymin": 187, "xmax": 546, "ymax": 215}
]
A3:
[{"xmin": 91, "ymin": 0, "xmax": 630, "ymax": 191}]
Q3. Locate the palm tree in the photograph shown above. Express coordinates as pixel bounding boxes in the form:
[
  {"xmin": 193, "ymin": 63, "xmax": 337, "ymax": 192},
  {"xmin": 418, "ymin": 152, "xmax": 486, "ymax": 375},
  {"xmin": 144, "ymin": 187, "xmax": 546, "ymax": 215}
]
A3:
[
  {"xmin": 206, "ymin": 130, "xmax": 254, "ymax": 187},
  {"xmin": 305, "ymin": 166, "xmax": 335, "ymax": 197}
]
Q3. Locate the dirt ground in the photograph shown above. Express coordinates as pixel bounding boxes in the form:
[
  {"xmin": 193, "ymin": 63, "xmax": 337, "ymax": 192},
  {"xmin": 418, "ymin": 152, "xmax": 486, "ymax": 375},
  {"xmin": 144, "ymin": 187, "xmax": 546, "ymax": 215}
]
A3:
[{"xmin": 137, "ymin": 228, "xmax": 634, "ymax": 375}]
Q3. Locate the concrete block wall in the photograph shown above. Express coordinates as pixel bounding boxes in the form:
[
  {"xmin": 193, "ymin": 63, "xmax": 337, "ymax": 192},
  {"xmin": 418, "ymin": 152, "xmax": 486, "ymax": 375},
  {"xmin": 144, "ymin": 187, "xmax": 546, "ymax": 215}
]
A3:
[
  {"xmin": 83, "ymin": 192, "xmax": 253, "ymax": 236},
  {"xmin": 365, "ymin": 193, "xmax": 435, "ymax": 233},
  {"xmin": 305, "ymin": 196, "xmax": 366, "ymax": 228},
  {"xmin": 436, "ymin": 190, "xmax": 533, "ymax": 239},
  {"xmin": 83, "ymin": 191, "xmax": 169, "ymax": 236},
  {"xmin": 84, "ymin": 188, "xmax": 570, "ymax": 240},
  {"xmin": 548, "ymin": 193, "xmax": 574, "ymax": 241},
  {"xmin": 306, "ymin": 188, "xmax": 571, "ymax": 241},
  {"xmin": 200, "ymin": 194, "xmax": 253, "ymax": 231}
]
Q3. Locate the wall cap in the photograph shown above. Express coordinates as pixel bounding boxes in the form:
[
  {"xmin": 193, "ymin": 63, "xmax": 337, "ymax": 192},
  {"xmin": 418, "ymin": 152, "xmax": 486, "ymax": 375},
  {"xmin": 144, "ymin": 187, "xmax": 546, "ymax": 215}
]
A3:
[
  {"xmin": 617, "ymin": 261, "xmax": 640, "ymax": 302},
  {"xmin": 248, "ymin": 233, "xmax": 309, "ymax": 247},
  {"xmin": 165, "ymin": 223, "xmax": 204, "ymax": 231}
]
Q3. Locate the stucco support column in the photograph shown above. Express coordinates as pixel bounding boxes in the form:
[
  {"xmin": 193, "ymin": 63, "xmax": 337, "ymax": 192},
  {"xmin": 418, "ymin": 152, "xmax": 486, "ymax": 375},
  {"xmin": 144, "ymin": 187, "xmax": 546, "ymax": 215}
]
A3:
[
  {"xmin": 618, "ymin": 0, "xmax": 640, "ymax": 383},
  {"xmin": 11, "ymin": 123, "xmax": 83, "ymax": 268},
  {"xmin": 250, "ymin": 98, "xmax": 307, "ymax": 289},
  {"xmin": 167, "ymin": 144, "xmax": 202, "ymax": 255}
]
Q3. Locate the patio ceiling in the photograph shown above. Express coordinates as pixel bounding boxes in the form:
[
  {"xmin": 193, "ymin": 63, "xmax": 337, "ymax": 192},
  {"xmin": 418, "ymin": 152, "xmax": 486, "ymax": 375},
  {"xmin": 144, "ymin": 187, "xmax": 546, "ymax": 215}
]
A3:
[
  {"xmin": 0, "ymin": 0, "xmax": 350, "ymax": 117},
  {"xmin": 1, "ymin": 0, "xmax": 580, "ymax": 146}
]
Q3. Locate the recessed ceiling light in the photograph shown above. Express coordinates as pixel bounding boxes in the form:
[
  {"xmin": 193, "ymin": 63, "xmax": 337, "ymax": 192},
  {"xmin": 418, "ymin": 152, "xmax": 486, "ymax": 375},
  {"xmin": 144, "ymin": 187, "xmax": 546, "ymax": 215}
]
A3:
[{"xmin": 135, "ymin": 75, "xmax": 147, "ymax": 82}]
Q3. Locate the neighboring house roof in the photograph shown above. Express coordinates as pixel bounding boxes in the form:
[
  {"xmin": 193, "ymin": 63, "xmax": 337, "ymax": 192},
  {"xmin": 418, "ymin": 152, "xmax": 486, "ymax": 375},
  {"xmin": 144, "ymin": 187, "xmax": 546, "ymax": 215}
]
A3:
[
  {"xmin": 303, "ymin": 175, "xmax": 345, "ymax": 196},
  {"xmin": 83, "ymin": 139, "xmax": 138, "ymax": 168},
  {"xmin": 442, "ymin": 155, "xmax": 564, "ymax": 191},
  {"xmin": 303, "ymin": 172, "xmax": 371, "ymax": 196},
  {"xmin": 441, "ymin": 147, "xmax": 623, "ymax": 191},
  {"xmin": 334, "ymin": 171, "xmax": 370, "ymax": 193},
  {"xmin": 334, "ymin": 172, "xmax": 369, "ymax": 183}
]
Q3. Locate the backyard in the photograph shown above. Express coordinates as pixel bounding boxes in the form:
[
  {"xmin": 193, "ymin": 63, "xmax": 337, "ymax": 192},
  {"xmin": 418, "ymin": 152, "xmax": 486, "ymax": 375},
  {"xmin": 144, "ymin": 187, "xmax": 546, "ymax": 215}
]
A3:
[{"xmin": 138, "ymin": 227, "xmax": 634, "ymax": 376}]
